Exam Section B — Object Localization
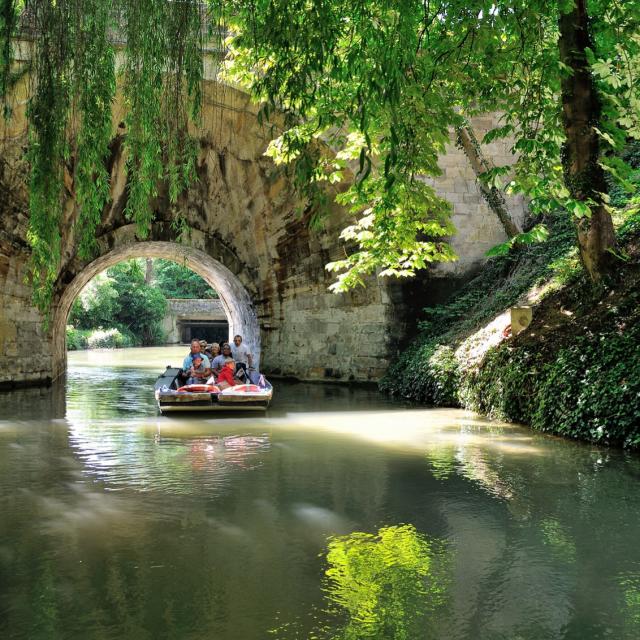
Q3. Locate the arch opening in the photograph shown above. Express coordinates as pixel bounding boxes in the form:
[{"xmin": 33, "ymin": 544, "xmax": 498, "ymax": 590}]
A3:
[{"xmin": 53, "ymin": 241, "xmax": 261, "ymax": 380}]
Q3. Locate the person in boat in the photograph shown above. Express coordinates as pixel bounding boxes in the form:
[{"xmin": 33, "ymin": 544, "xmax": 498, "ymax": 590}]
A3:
[
  {"xmin": 209, "ymin": 342, "xmax": 220, "ymax": 360},
  {"xmin": 181, "ymin": 339, "xmax": 211, "ymax": 383},
  {"xmin": 216, "ymin": 357, "xmax": 240, "ymax": 390},
  {"xmin": 231, "ymin": 334, "xmax": 252, "ymax": 380},
  {"xmin": 211, "ymin": 342, "xmax": 232, "ymax": 377},
  {"xmin": 186, "ymin": 354, "xmax": 209, "ymax": 385}
]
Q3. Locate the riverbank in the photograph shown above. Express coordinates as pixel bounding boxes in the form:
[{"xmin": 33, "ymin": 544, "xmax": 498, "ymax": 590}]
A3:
[{"xmin": 381, "ymin": 211, "xmax": 640, "ymax": 449}]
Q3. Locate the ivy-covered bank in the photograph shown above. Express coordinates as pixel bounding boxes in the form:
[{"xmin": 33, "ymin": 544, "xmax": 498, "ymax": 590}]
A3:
[{"xmin": 381, "ymin": 212, "xmax": 640, "ymax": 449}]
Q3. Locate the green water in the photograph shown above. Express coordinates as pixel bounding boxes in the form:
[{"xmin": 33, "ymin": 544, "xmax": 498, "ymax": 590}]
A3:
[{"xmin": 0, "ymin": 347, "xmax": 639, "ymax": 639}]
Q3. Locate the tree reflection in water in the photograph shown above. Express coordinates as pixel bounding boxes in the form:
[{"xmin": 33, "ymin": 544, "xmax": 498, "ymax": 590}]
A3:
[{"xmin": 271, "ymin": 524, "xmax": 450, "ymax": 639}]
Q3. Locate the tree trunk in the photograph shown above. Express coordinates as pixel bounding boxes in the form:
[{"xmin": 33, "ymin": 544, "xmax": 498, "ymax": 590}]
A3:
[
  {"xmin": 145, "ymin": 258, "xmax": 153, "ymax": 284},
  {"xmin": 456, "ymin": 124, "xmax": 521, "ymax": 239},
  {"xmin": 558, "ymin": 0, "xmax": 616, "ymax": 283}
]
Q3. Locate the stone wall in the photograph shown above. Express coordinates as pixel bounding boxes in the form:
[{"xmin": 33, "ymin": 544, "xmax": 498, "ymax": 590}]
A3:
[
  {"xmin": 1, "ymin": 75, "xmax": 526, "ymax": 387},
  {"xmin": 426, "ymin": 115, "xmax": 528, "ymax": 274},
  {"xmin": 0, "ymin": 155, "xmax": 52, "ymax": 389},
  {"xmin": 162, "ymin": 298, "xmax": 227, "ymax": 344}
]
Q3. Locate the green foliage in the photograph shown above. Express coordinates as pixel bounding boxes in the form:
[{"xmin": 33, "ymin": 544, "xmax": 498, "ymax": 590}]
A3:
[
  {"xmin": 485, "ymin": 224, "xmax": 550, "ymax": 258},
  {"xmin": 69, "ymin": 260, "xmax": 167, "ymax": 346},
  {"xmin": 467, "ymin": 323, "xmax": 640, "ymax": 448},
  {"xmin": 0, "ymin": 0, "xmax": 209, "ymax": 313},
  {"xmin": 222, "ymin": 0, "xmax": 640, "ymax": 288},
  {"xmin": 85, "ymin": 327, "xmax": 131, "ymax": 349},
  {"xmin": 66, "ymin": 325, "xmax": 134, "ymax": 350},
  {"xmin": 382, "ymin": 212, "xmax": 640, "ymax": 448},
  {"xmin": 152, "ymin": 259, "xmax": 217, "ymax": 299},
  {"xmin": 381, "ymin": 213, "xmax": 576, "ymax": 402},
  {"xmin": 381, "ymin": 343, "xmax": 460, "ymax": 406},
  {"xmin": 65, "ymin": 325, "xmax": 89, "ymax": 350}
]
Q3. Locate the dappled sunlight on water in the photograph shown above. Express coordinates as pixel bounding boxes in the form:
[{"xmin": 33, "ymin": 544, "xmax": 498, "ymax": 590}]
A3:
[{"xmin": 0, "ymin": 347, "xmax": 639, "ymax": 639}]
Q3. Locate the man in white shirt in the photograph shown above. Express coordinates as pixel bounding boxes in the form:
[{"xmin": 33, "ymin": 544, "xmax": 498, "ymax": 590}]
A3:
[{"xmin": 231, "ymin": 334, "xmax": 252, "ymax": 379}]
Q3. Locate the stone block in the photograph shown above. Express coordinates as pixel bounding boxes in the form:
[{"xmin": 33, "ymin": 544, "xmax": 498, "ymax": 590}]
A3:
[{"xmin": 511, "ymin": 306, "xmax": 533, "ymax": 335}]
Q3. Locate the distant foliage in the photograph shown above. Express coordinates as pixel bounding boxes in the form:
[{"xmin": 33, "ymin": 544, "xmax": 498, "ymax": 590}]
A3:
[
  {"xmin": 86, "ymin": 328, "xmax": 130, "ymax": 349},
  {"xmin": 153, "ymin": 259, "xmax": 217, "ymax": 299},
  {"xmin": 66, "ymin": 326, "xmax": 89, "ymax": 351},
  {"xmin": 69, "ymin": 260, "xmax": 166, "ymax": 346}
]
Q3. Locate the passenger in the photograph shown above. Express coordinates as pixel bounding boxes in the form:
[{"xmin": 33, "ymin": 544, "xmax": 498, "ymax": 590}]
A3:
[
  {"xmin": 231, "ymin": 334, "xmax": 252, "ymax": 380},
  {"xmin": 210, "ymin": 342, "xmax": 221, "ymax": 359},
  {"xmin": 182, "ymin": 339, "xmax": 211, "ymax": 382},
  {"xmin": 186, "ymin": 354, "xmax": 208, "ymax": 385},
  {"xmin": 216, "ymin": 357, "xmax": 239, "ymax": 390},
  {"xmin": 211, "ymin": 342, "xmax": 232, "ymax": 376}
]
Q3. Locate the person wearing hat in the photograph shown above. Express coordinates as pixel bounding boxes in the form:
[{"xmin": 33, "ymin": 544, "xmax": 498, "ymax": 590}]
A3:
[{"xmin": 186, "ymin": 354, "xmax": 209, "ymax": 385}]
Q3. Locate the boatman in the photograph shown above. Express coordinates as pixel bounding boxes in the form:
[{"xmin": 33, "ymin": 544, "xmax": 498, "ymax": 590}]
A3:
[{"xmin": 231, "ymin": 334, "xmax": 252, "ymax": 380}]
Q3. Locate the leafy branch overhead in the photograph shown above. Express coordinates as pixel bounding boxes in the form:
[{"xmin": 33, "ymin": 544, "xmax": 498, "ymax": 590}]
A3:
[
  {"xmin": 1, "ymin": 0, "xmax": 640, "ymax": 307},
  {"xmin": 223, "ymin": 0, "xmax": 640, "ymax": 285}
]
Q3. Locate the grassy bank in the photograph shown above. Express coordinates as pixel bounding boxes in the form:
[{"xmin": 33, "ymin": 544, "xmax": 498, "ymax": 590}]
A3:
[{"xmin": 381, "ymin": 211, "xmax": 640, "ymax": 449}]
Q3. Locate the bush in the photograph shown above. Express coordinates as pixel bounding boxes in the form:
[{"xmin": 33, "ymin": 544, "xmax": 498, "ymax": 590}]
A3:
[
  {"xmin": 381, "ymin": 210, "xmax": 640, "ymax": 448},
  {"xmin": 380, "ymin": 344, "xmax": 459, "ymax": 405},
  {"xmin": 461, "ymin": 325, "xmax": 640, "ymax": 448},
  {"xmin": 85, "ymin": 328, "xmax": 132, "ymax": 349},
  {"xmin": 66, "ymin": 326, "xmax": 90, "ymax": 350}
]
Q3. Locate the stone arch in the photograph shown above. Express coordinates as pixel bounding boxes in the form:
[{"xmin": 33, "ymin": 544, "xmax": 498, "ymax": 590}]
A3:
[{"xmin": 52, "ymin": 239, "xmax": 260, "ymax": 380}]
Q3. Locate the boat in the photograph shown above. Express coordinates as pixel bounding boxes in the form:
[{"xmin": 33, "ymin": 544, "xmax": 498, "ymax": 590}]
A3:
[{"xmin": 154, "ymin": 366, "xmax": 273, "ymax": 414}]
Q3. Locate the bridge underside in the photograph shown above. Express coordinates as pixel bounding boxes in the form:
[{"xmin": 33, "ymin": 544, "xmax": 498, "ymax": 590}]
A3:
[{"xmin": 0, "ymin": 79, "xmax": 525, "ymax": 389}]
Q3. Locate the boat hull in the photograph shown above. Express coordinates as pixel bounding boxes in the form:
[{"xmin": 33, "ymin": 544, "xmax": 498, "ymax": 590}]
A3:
[{"xmin": 154, "ymin": 367, "xmax": 273, "ymax": 414}]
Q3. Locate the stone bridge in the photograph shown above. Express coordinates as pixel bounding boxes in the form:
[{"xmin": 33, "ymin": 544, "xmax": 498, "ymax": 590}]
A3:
[{"xmin": 0, "ymin": 73, "xmax": 525, "ymax": 389}]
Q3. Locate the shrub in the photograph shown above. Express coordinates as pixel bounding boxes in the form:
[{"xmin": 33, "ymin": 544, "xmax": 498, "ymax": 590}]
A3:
[
  {"xmin": 452, "ymin": 324, "xmax": 640, "ymax": 448},
  {"xmin": 381, "ymin": 210, "xmax": 640, "ymax": 448},
  {"xmin": 381, "ymin": 343, "xmax": 459, "ymax": 406},
  {"xmin": 66, "ymin": 326, "xmax": 89, "ymax": 350},
  {"xmin": 86, "ymin": 328, "xmax": 132, "ymax": 349}
]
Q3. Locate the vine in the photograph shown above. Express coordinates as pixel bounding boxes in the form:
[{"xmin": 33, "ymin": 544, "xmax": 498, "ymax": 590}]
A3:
[{"xmin": 0, "ymin": 0, "xmax": 216, "ymax": 313}]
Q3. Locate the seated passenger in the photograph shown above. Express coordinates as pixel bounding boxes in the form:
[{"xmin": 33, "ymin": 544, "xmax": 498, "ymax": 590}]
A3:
[
  {"xmin": 186, "ymin": 354, "xmax": 209, "ymax": 385},
  {"xmin": 183, "ymin": 339, "xmax": 211, "ymax": 370},
  {"xmin": 182, "ymin": 339, "xmax": 211, "ymax": 384},
  {"xmin": 211, "ymin": 342, "xmax": 232, "ymax": 376},
  {"xmin": 216, "ymin": 357, "xmax": 240, "ymax": 390}
]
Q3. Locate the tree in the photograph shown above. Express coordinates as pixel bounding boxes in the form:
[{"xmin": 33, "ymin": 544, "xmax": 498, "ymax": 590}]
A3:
[
  {"xmin": 2, "ymin": 1, "xmax": 639, "ymax": 303},
  {"xmin": 152, "ymin": 259, "xmax": 218, "ymax": 299},
  {"xmin": 69, "ymin": 260, "xmax": 167, "ymax": 345},
  {"xmin": 223, "ymin": 0, "xmax": 640, "ymax": 286}
]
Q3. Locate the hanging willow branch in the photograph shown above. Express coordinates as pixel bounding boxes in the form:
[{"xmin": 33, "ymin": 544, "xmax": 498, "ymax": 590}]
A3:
[{"xmin": 0, "ymin": 0, "xmax": 221, "ymax": 314}]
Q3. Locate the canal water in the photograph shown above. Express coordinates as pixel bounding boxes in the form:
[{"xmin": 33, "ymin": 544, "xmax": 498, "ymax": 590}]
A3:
[{"xmin": 1, "ymin": 346, "xmax": 639, "ymax": 639}]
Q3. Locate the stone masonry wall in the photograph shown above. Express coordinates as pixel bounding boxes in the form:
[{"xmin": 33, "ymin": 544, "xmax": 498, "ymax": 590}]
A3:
[
  {"xmin": 162, "ymin": 298, "xmax": 227, "ymax": 344},
  {"xmin": 1, "ymin": 76, "xmax": 525, "ymax": 387},
  {"xmin": 0, "ymin": 177, "xmax": 53, "ymax": 389},
  {"xmin": 426, "ymin": 115, "xmax": 528, "ymax": 275}
]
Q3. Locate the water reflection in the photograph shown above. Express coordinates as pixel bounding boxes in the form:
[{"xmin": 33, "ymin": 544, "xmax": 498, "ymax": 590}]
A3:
[
  {"xmin": 0, "ymin": 348, "xmax": 638, "ymax": 639},
  {"xmin": 271, "ymin": 524, "xmax": 449, "ymax": 639}
]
